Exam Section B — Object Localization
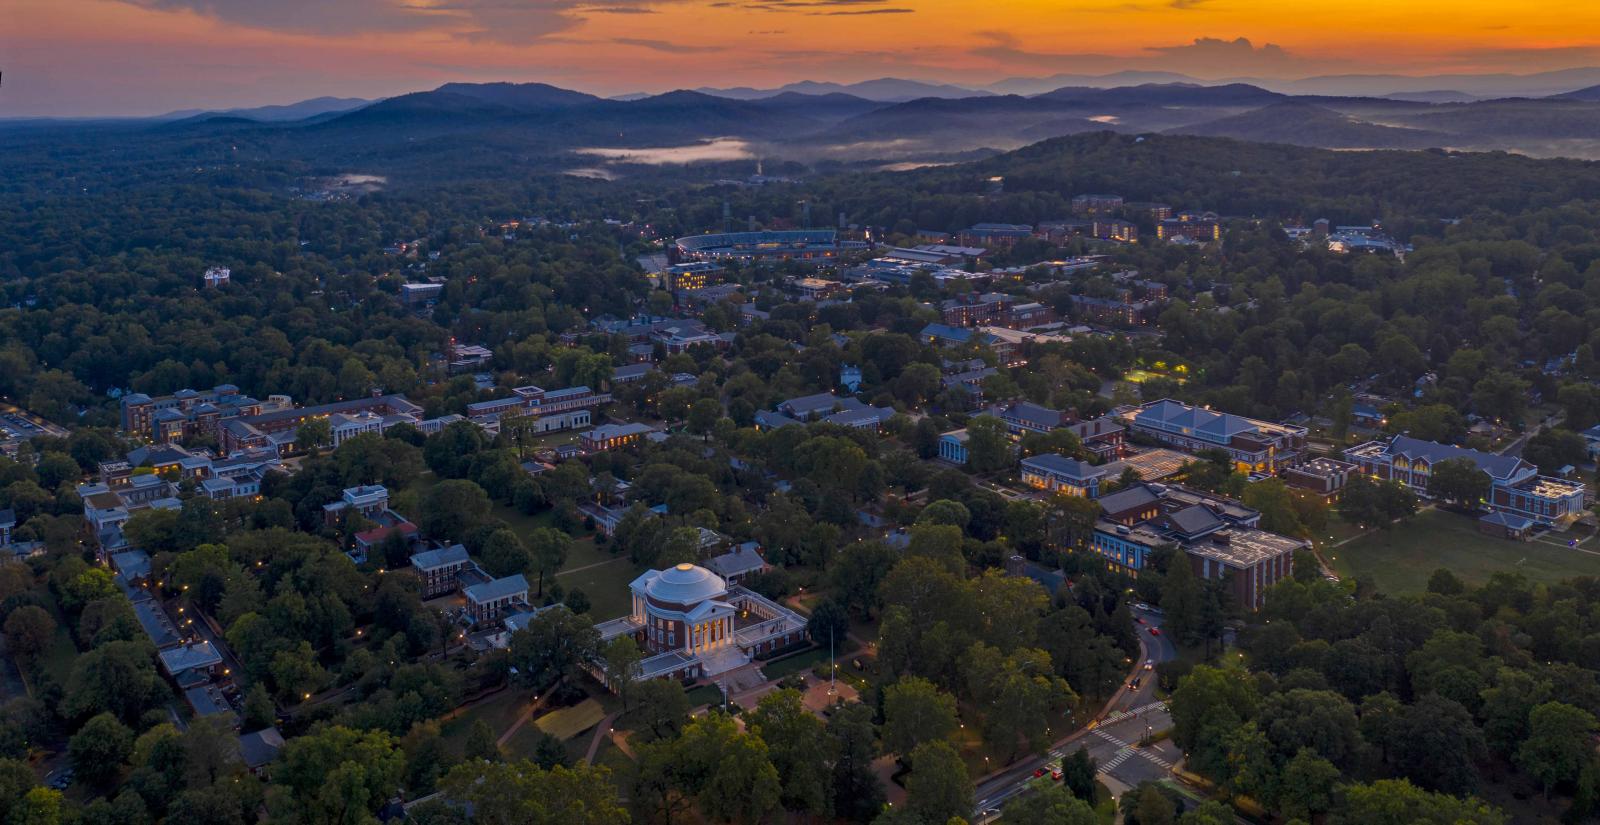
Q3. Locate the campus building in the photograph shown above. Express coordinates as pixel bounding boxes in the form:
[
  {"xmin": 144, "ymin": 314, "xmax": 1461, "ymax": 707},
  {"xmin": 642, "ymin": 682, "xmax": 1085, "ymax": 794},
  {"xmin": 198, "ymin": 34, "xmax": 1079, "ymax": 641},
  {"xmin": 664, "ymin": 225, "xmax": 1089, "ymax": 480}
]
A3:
[
  {"xmin": 1125, "ymin": 399, "xmax": 1306, "ymax": 474},
  {"xmin": 1344, "ymin": 436, "xmax": 1587, "ymax": 526},
  {"xmin": 580, "ymin": 422, "xmax": 654, "ymax": 453},
  {"xmin": 1021, "ymin": 453, "xmax": 1109, "ymax": 497},
  {"xmin": 1081, "ymin": 483, "xmax": 1303, "ymax": 609},
  {"xmin": 120, "ymin": 385, "xmax": 269, "ymax": 444},
  {"xmin": 675, "ymin": 229, "xmax": 867, "ymax": 263},
  {"xmin": 595, "ymin": 563, "xmax": 809, "ymax": 683},
  {"xmin": 219, "ymin": 394, "xmax": 423, "ymax": 455},
  {"xmin": 465, "ymin": 385, "xmax": 611, "ymax": 432}
]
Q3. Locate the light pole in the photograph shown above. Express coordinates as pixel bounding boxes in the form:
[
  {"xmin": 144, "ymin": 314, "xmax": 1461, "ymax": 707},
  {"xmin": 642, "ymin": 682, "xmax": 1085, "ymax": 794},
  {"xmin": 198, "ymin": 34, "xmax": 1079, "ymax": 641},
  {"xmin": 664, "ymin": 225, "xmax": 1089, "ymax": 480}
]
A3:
[{"xmin": 829, "ymin": 626, "xmax": 836, "ymax": 696}]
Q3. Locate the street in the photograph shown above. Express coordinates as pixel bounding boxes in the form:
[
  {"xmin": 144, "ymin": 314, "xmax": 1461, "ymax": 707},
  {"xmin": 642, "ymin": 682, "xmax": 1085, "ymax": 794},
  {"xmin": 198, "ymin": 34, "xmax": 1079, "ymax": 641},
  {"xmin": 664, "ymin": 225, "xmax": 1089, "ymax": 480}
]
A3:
[{"xmin": 972, "ymin": 604, "xmax": 1180, "ymax": 820}]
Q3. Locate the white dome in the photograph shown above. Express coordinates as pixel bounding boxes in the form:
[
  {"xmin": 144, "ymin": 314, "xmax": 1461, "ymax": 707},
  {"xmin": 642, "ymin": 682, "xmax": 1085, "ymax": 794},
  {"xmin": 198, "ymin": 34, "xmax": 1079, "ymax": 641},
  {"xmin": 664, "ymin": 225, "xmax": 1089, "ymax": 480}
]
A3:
[{"xmin": 646, "ymin": 563, "xmax": 727, "ymax": 605}]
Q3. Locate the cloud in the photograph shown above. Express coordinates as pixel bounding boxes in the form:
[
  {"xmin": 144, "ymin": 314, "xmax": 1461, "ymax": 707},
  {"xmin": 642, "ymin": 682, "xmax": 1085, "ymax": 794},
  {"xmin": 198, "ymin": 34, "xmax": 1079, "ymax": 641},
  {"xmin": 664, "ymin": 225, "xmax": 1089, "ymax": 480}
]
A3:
[
  {"xmin": 814, "ymin": 7, "xmax": 912, "ymax": 13},
  {"xmin": 614, "ymin": 37, "xmax": 725, "ymax": 52},
  {"xmin": 968, "ymin": 31, "xmax": 1118, "ymax": 71},
  {"xmin": 1145, "ymin": 36, "xmax": 1303, "ymax": 73},
  {"xmin": 113, "ymin": 0, "xmax": 685, "ymax": 43}
]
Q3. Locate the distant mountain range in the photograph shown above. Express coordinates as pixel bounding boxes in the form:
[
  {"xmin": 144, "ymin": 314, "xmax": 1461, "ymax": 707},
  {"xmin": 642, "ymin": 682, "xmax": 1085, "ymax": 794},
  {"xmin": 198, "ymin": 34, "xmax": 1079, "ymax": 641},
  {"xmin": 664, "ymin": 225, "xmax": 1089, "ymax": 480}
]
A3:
[
  {"xmin": 35, "ymin": 76, "xmax": 1600, "ymax": 176},
  {"xmin": 157, "ymin": 96, "xmax": 372, "ymax": 122}
]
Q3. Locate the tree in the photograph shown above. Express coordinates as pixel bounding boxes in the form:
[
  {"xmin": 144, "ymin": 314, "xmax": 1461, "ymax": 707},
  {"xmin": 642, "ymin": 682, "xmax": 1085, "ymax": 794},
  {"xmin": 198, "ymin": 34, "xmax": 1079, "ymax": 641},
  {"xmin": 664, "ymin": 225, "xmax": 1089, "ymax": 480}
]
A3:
[
  {"xmin": 964, "ymin": 644, "xmax": 1076, "ymax": 759},
  {"xmin": 1337, "ymin": 779, "xmax": 1507, "ymax": 825},
  {"xmin": 64, "ymin": 640, "xmax": 166, "ymax": 725},
  {"xmin": 600, "ymin": 636, "xmax": 643, "ymax": 710},
  {"xmin": 1061, "ymin": 746, "xmax": 1096, "ymax": 802},
  {"xmin": 882, "ymin": 676, "xmax": 959, "ymax": 757},
  {"xmin": 904, "ymin": 740, "xmax": 972, "ymax": 825},
  {"xmin": 508, "ymin": 608, "xmax": 598, "ymax": 690},
  {"xmin": 295, "ymin": 417, "xmax": 331, "ymax": 450},
  {"xmin": 1428, "ymin": 458, "xmax": 1489, "ymax": 509},
  {"xmin": 1275, "ymin": 748, "xmax": 1340, "ymax": 820},
  {"xmin": 917, "ymin": 499, "xmax": 971, "ymax": 530},
  {"xmin": 436, "ymin": 760, "xmax": 628, "ymax": 825},
  {"xmin": 242, "ymin": 684, "xmax": 276, "ymax": 732},
  {"xmin": 628, "ymin": 679, "xmax": 691, "ymax": 742},
  {"xmin": 420, "ymin": 478, "xmax": 492, "ymax": 541},
  {"xmin": 1004, "ymin": 783, "xmax": 1096, "ymax": 824},
  {"xmin": 748, "ymin": 689, "xmax": 831, "ymax": 816},
  {"xmin": 1161, "ymin": 552, "xmax": 1204, "ymax": 645},
  {"xmin": 964, "ymin": 416, "xmax": 1013, "ymax": 473},
  {"xmin": 1522, "ymin": 428, "xmax": 1587, "ymax": 475},
  {"xmin": 1127, "ymin": 782, "xmax": 1176, "ymax": 825},
  {"xmin": 1390, "ymin": 695, "xmax": 1484, "ymax": 795},
  {"xmin": 68, "ymin": 713, "xmax": 133, "ymax": 785},
  {"xmin": 825, "ymin": 702, "xmax": 885, "ymax": 822},
  {"xmin": 271, "ymin": 726, "xmax": 404, "ymax": 824},
  {"xmin": 464, "ymin": 720, "xmax": 502, "ymax": 763},
  {"xmin": 480, "ymin": 529, "xmax": 529, "ymax": 578},
  {"xmin": 630, "ymin": 713, "xmax": 780, "ymax": 825},
  {"xmin": 2, "ymin": 607, "xmax": 54, "ymax": 667},
  {"xmin": 1516, "ymin": 701, "xmax": 1597, "ymax": 798},
  {"xmin": 687, "ymin": 398, "xmax": 722, "ymax": 437},
  {"xmin": 527, "ymin": 528, "xmax": 571, "ymax": 597},
  {"xmin": 807, "ymin": 599, "xmax": 851, "ymax": 653}
]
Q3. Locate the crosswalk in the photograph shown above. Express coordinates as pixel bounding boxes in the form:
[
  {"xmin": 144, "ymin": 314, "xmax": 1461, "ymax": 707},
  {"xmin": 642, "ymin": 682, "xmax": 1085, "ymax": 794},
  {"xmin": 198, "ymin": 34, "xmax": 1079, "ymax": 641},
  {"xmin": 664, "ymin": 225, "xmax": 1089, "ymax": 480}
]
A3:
[
  {"xmin": 1092, "ymin": 726, "xmax": 1175, "ymax": 773},
  {"xmin": 1098, "ymin": 701, "xmax": 1168, "ymax": 727}
]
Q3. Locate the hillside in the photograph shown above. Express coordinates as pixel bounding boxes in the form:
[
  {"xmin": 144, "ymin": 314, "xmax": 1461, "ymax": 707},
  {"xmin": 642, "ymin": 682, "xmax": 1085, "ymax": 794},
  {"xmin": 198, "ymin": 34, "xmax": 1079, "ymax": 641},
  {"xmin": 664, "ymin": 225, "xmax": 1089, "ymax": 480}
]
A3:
[{"xmin": 1172, "ymin": 101, "xmax": 1448, "ymax": 149}]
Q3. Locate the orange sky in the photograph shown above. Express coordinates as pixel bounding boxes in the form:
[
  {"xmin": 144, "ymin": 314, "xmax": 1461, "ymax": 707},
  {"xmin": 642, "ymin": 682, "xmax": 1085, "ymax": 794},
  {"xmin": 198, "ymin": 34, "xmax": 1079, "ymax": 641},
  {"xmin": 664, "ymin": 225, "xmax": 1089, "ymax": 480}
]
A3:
[{"xmin": 5, "ymin": 0, "xmax": 1600, "ymax": 116}]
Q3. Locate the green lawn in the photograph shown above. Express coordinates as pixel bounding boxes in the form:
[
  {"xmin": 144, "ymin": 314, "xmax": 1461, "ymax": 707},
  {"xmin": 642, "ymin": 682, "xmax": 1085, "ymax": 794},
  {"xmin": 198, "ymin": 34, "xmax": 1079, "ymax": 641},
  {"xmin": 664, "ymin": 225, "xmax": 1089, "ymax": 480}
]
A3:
[
  {"xmin": 759, "ymin": 646, "xmax": 828, "ymax": 680},
  {"xmin": 684, "ymin": 684, "xmax": 723, "ymax": 708},
  {"xmin": 535, "ymin": 698, "xmax": 606, "ymax": 739},
  {"xmin": 1330, "ymin": 508, "xmax": 1600, "ymax": 593},
  {"xmin": 439, "ymin": 688, "xmax": 535, "ymax": 754},
  {"xmin": 558, "ymin": 559, "xmax": 637, "ymax": 621}
]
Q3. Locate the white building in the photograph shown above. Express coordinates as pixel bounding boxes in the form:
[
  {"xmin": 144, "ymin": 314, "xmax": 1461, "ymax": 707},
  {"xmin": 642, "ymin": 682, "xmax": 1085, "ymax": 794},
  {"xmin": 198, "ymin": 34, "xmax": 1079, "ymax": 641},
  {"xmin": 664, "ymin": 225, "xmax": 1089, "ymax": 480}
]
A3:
[{"xmin": 595, "ymin": 563, "xmax": 808, "ymax": 683}]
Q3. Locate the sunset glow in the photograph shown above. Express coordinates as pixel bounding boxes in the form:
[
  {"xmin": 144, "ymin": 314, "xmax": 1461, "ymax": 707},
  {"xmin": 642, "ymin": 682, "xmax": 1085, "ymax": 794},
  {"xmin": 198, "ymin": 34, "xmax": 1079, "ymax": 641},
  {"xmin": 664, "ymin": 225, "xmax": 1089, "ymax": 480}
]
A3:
[{"xmin": 6, "ymin": 0, "xmax": 1600, "ymax": 115}]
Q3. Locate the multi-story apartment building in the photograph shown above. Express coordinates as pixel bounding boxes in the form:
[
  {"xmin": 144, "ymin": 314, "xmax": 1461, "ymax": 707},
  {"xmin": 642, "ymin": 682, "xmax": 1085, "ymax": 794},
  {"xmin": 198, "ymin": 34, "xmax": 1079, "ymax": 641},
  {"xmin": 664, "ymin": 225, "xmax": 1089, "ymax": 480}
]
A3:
[
  {"xmin": 465, "ymin": 574, "xmax": 529, "ymax": 625},
  {"xmin": 219, "ymin": 394, "xmax": 422, "ymax": 455},
  {"xmin": 1071, "ymin": 194, "xmax": 1124, "ymax": 216},
  {"xmin": 1157, "ymin": 218, "xmax": 1221, "ymax": 242},
  {"xmin": 957, "ymin": 223, "xmax": 1034, "ymax": 249},
  {"xmin": 120, "ymin": 385, "xmax": 267, "ymax": 444},
  {"xmin": 1126, "ymin": 399, "xmax": 1307, "ymax": 474},
  {"xmin": 410, "ymin": 544, "xmax": 473, "ymax": 598}
]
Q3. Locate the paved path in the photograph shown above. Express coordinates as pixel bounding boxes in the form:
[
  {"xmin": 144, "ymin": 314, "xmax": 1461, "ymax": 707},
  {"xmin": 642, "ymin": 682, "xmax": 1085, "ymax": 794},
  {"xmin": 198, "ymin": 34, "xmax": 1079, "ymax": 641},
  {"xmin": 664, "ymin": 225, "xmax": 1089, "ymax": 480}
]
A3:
[
  {"xmin": 496, "ymin": 689, "xmax": 555, "ymax": 747},
  {"xmin": 583, "ymin": 711, "xmax": 621, "ymax": 763},
  {"xmin": 556, "ymin": 556, "xmax": 628, "ymax": 578}
]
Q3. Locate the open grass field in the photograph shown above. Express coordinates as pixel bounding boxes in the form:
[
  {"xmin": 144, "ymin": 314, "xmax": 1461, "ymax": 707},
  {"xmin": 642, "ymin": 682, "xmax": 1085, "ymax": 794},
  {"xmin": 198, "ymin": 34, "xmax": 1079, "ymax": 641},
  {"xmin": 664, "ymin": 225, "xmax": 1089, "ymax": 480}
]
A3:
[
  {"xmin": 439, "ymin": 688, "xmax": 533, "ymax": 753},
  {"xmin": 1330, "ymin": 508, "xmax": 1600, "ymax": 593},
  {"xmin": 760, "ymin": 646, "xmax": 829, "ymax": 680},
  {"xmin": 535, "ymin": 698, "xmax": 606, "ymax": 740}
]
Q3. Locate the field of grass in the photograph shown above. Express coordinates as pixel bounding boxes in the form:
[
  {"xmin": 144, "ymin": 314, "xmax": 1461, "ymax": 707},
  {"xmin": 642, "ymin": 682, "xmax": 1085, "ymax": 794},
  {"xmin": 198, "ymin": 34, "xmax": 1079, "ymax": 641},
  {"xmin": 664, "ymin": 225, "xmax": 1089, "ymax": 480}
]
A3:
[
  {"xmin": 535, "ymin": 698, "xmax": 606, "ymax": 740},
  {"xmin": 684, "ymin": 684, "xmax": 723, "ymax": 708},
  {"xmin": 439, "ymin": 688, "xmax": 534, "ymax": 754},
  {"xmin": 558, "ymin": 559, "xmax": 637, "ymax": 621},
  {"xmin": 760, "ymin": 646, "xmax": 828, "ymax": 680},
  {"xmin": 1330, "ymin": 508, "xmax": 1600, "ymax": 593}
]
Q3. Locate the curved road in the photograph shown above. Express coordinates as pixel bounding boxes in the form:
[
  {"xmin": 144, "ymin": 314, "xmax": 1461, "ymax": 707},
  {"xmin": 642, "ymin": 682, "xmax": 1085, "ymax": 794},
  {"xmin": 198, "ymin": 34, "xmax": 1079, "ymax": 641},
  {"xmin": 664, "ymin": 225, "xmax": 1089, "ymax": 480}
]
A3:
[{"xmin": 973, "ymin": 603, "xmax": 1180, "ymax": 821}]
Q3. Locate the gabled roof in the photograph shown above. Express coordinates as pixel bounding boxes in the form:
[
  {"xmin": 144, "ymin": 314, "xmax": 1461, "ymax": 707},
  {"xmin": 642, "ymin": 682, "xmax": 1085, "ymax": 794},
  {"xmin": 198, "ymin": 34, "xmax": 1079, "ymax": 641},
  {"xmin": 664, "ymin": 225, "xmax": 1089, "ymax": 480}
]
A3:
[
  {"xmin": 238, "ymin": 728, "xmax": 286, "ymax": 769},
  {"xmin": 1021, "ymin": 453, "xmax": 1102, "ymax": 480},
  {"xmin": 1385, "ymin": 435, "xmax": 1530, "ymax": 481},
  {"xmin": 1163, "ymin": 505, "xmax": 1223, "ymax": 538},
  {"xmin": 465, "ymin": 574, "xmax": 528, "ymax": 604},
  {"xmin": 1480, "ymin": 511, "xmax": 1534, "ymax": 530},
  {"xmin": 1097, "ymin": 484, "xmax": 1159, "ymax": 515},
  {"xmin": 158, "ymin": 641, "xmax": 223, "ymax": 676}
]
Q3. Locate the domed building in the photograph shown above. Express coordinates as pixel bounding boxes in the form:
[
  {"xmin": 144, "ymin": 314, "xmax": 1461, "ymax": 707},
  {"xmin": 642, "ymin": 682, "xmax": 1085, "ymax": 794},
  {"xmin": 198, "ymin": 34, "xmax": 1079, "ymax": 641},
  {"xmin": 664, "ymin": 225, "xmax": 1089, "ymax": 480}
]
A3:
[{"xmin": 597, "ymin": 561, "xmax": 808, "ymax": 683}]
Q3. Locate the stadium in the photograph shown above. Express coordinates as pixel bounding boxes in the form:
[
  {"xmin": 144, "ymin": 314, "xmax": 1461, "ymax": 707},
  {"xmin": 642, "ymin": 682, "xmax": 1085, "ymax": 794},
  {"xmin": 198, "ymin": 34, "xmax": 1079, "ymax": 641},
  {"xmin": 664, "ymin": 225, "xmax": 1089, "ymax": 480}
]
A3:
[{"xmin": 674, "ymin": 229, "xmax": 869, "ymax": 263}]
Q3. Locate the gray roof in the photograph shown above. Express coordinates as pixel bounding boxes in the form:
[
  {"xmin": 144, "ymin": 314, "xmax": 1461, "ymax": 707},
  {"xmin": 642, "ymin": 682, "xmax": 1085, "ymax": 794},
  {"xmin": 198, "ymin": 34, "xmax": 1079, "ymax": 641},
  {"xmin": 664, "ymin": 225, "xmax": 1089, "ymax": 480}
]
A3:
[
  {"xmin": 158, "ymin": 641, "xmax": 223, "ymax": 676},
  {"xmin": 705, "ymin": 545, "xmax": 768, "ymax": 578},
  {"xmin": 465, "ymin": 574, "xmax": 529, "ymax": 604},
  {"xmin": 1097, "ymin": 484, "xmax": 1159, "ymax": 515},
  {"xmin": 1134, "ymin": 399, "xmax": 1258, "ymax": 442},
  {"xmin": 237, "ymin": 728, "xmax": 285, "ymax": 769},
  {"xmin": 1021, "ymin": 453, "xmax": 1102, "ymax": 480},
  {"xmin": 410, "ymin": 544, "xmax": 470, "ymax": 572},
  {"xmin": 1164, "ymin": 505, "xmax": 1223, "ymax": 538},
  {"xmin": 1384, "ymin": 435, "xmax": 1530, "ymax": 482}
]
